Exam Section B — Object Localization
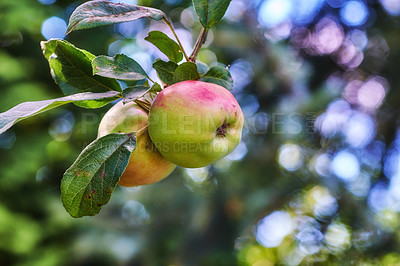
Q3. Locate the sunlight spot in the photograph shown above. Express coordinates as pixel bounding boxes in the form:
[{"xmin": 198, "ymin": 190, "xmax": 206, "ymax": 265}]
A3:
[
  {"xmin": 258, "ymin": 0, "xmax": 292, "ymax": 27},
  {"xmin": 380, "ymin": 0, "xmax": 400, "ymax": 16},
  {"xmin": 324, "ymin": 223, "xmax": 351, "ymax": 254},
  {"xmin": 225, "ymin": 0, "xmax": 247, "ymax": 22},
  {"xmin": 340, "ymin": 1, "xmax": 369, "ymax": 26},
  {"xmin": 110, "ymin": 237, "xmax": 138, "ymax": 260},
  {"xmin": 357, "ymin": 77, "xmax": 387, "ymax": 109},
  {"xmin": 120, "ymin": 43, "xmax": 153, "ymax": 72},
  {"xmin": 342, "ymin": 112, "xmax": 375, "ymax": 148},
  {"xmin": 368, "ymin": 183, "xmax": 389, "ymax": 212},
  {"xmin": 230, "ymin": 59, "xmax": 253, "ymax": 92},
  {"xmin": 349, "ymin": 29, "xmax": 368, "ymax": 50},
  {"xmin": 291, "ymin": 0, "xmax": 324, "ymax": 25},
  {"xmin": 346, "ymin": 173, "xmax": 371, "ymax": 197},
  {"xmin": 315, "ymin": 100, "xmax": 351, "ymax": 138},
  {"xmin": 121, "ymin": 200, "xmax": 150, "ymax": 225},
  {"xmin": 278, "ymin": 144, "xmax": 303, "ymax": 171},
  {"xmin": 0, "ymin": 130, "xmax": 16, "ymax": 150},
  {"xmin": 331, "ymin": 150, "xmax": 360, "ymax": 181},
  {"xmin": 313, "ymin": 18, "xmax": 344, "ymax": 55},
  {"xmin": 41, "ymin": 16, "xmax": 67, "ymax": 40},
  {"xmin": 185, "ymin": 167, "xmax": 209, "ymax": 183},
  {"xmin": 310, "ymin": 186, "xmax": 338, "ymax": 218},
  {"xmin": 312, "ymin": 153, "xmax": 331, "ymax": 177},
  {"xmin": 256, "ymin": 211, "xmax": 293, "ymax": 247},
  {"xmin": 36, "ymin": 166, "xmax": 51, "ymax": 183},
  {"xmin": 226, "ymin": 141, "xmax": 248, "ymax": 161},
  {"xmin": 295, "ymin": 217, "xmax": 323, "ymax": 255}
]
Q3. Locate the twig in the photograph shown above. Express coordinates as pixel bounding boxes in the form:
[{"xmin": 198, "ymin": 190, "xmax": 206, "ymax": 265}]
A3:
[
  {"xmin": 162, "ymin": 17, "xmax": 189, "ymax": 62},
  {"xmin": 189, "ymin": 27, "xmax": 208, "ymax": 62}
]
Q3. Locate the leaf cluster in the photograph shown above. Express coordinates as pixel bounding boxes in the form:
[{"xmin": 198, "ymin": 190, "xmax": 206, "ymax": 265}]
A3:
[{"xmin": 0, "ymin": 0, "xmax": 233, "ymax": 217}]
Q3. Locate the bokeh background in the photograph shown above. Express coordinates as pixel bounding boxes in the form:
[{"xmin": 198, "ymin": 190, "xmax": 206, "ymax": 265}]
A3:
[{"xmin": 1, "ymin": 0, "xmax": 400, "ymax": 265}]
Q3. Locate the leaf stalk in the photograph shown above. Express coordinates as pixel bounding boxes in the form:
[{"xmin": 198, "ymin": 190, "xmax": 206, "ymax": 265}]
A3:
[
  {"xmin": 162, "ymin": 18, "xmax": 189, "ymax": 62},
  {"xmin": 134, "ymin": 99, "xmax": 151, "ymax": 113}
]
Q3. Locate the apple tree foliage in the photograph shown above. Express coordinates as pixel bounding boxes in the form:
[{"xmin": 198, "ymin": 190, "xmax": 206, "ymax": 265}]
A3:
[{"xmin": 0, "ymin": 0, "xmax": 233, "ymax": 218}]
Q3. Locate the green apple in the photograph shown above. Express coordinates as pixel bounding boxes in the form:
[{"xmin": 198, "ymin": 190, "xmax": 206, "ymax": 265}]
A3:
[
  {"xmin": 98, "ymin": 101, "xmax": 176, "ymax": 186},
  {"xmin": 148, "ymin": 80, "xmax": 244, "ymax": 168},
  {"xmin": 98, "ymin": 100, "xmax": 148, "ymax": 138}
]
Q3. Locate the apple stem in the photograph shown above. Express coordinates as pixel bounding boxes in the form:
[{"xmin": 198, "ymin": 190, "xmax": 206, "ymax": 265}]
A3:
[
  {"xmin": 134, "ymin": 99, "xmax": 150, "ymax": 114},
  {"xmin": 162, "ymin": 18, "xmax": 190, "ymax": 62},
  {"xmin": 189, "ymin": 27, "xmax": 208, "ymax": 63}
]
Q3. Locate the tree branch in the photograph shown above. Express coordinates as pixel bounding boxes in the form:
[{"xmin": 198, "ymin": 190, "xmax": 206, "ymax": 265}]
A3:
[{"xmin": 189, "ymin": 27, "xmax": 208, "ymax": 62}]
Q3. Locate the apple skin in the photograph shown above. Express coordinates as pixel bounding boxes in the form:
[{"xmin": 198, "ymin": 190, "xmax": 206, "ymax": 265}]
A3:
[
  {"xmin": 98, "ymin": 101, "xmax": 176, "ymax": 186},
  {"xmin": 118, "ymin": 126, "xmax": 176, "ymax": 186},
  {"xmin": 98, "ymin": 100, "xmax": 148, "ymax": 138},
  {"xmin": 148, "ymin": 80, "xmax": 244, "ymax": 168}
]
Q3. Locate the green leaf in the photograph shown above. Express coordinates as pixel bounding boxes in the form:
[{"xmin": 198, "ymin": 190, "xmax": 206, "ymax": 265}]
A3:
[
  {"xmin": 173, "ymin": 62, "xmax": 200, "ymax": 83},
  {"xmin": 122, "ymin": 85, "xmax": 151, "ymax": 102},
  {"xmin": 123, "ymin": 79, "xmax": 148, "ymax": 88},
  {"xmin": 200, "ymin": 65, "xmax": 233, "ymax": 90},
  {"xmin": 61, "ymin": 133, "xmax": 136, "ymax": 218},
  {"xmin": 153, "ymin": 59, "xmax": 178, "ymax": 85},
  {"xmin": 66, "ymin": 0, "xmax": 166, "ymax": 34},
  {"xmin": 0, "ymin": 91, "xmax": 120, "ymax": 135},
  {"xmin": 92, "ymin": 54, "xmax": 148, "ymax": 81},
  {"xmin": 149, "ymin": 83, "xmax": 162, "ymax": 93},
  {"xmin": 145, "ymin": 31, "xmax": 183, "ymax": 63},
  {"xmin": 141, "ymin": 83, "xmax": 162, "ymax": 103},
  {"xmin": 193, "ymin": 0, "xmax": 232, "ymax": 29},
  {"xmin": 41, "ymin": 39, "xmax": 121, "ymax": 96}
]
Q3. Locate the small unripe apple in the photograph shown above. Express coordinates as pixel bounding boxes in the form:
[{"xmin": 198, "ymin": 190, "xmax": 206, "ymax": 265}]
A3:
[
  {"xmin": 98, "ymin": 101, "xmax": 176, "ymax": 186},
  {"xmin": 98, "ymin": 101, "xmax": 148, "ymax": 138},
  {"xmin": 148, "ymin": 80, "xmax": 244, "ymax": 168}
]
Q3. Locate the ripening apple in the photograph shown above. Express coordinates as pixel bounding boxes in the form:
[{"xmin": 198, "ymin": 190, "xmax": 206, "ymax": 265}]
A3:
[
  {"xmin": 147, "ymin": 80, "xmax": 244, "ymax": 168},
  {"xmin": 98, "ymin": 101, "xmax": 176, "ymax": 186},
  {"xmin": 117, "ymin": 126, "xmax": 177, "ymax": 186}
]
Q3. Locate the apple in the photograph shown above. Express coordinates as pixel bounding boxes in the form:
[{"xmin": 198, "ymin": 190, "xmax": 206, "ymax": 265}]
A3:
[
  {"xmin": 118, "ymin": 126, "xmax": 176, "ymax": 186},
  {"xmin": 98, "ymin": 100, "xmax": 148, "ymax": 138},
  {"xmin": 98, "ymin": 101, "xmax": 176, "ymax": 186},
  {"xmin": 147, "ymin": 80, "xmax": 244, "ymax": 168}
]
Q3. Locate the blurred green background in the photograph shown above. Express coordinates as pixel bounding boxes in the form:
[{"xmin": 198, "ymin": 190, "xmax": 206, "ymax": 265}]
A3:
[{"xmin": 1, "ymin": 0, "xmax": 400, "ymax": 265}]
